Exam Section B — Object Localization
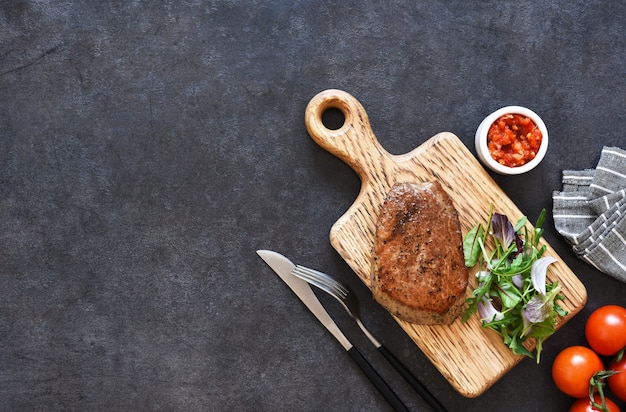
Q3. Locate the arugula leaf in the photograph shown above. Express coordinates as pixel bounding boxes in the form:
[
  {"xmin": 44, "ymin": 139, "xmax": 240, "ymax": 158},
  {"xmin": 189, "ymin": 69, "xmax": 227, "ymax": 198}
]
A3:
[
  {"xmin": 513, "ymin": 216, "xmax": 528, "ymax": 231},
  {"xmin": 554, "ymin": 303, "xmax": 568, "ymax": 317},
  {"xmin": 535, "ymin": 208, "xmax": 546, "ymax": 231}
]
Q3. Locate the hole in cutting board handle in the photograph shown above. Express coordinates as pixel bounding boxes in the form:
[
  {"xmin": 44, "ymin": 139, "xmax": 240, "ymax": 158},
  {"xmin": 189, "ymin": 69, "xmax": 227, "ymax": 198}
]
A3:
[{"xmin": 321, "ymin": 107, "xmax": 345, "ymax": 130}]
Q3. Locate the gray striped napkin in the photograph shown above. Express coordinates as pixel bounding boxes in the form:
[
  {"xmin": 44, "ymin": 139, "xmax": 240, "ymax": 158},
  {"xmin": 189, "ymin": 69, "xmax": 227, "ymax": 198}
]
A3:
[{"xmin": 552, "ymin": 146, "xmax": 626, "ymax": 282}]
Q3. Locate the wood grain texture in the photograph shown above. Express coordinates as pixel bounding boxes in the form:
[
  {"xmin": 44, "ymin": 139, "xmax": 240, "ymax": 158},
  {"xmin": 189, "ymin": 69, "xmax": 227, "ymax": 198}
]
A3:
[{"xmin": 304, "ymin": 89, "xmax": 588, "ymax": 398}]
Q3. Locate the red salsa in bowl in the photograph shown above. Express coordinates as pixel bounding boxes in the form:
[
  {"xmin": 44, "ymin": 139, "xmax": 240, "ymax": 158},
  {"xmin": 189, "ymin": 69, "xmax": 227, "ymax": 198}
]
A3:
[
  {"xmin": 475, "ymin": 105, "xmax": 548, "ymax": 175},
  {"xmin": 487, "ymin": 114, "xmax": 543, "ymax": 168}
]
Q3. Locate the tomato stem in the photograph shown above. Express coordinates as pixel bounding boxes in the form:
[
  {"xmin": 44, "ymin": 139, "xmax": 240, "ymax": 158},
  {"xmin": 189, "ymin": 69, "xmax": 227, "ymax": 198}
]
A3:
[{"xmin": 589, "ymin": 370, "xmax": 619, "ymax": 412}]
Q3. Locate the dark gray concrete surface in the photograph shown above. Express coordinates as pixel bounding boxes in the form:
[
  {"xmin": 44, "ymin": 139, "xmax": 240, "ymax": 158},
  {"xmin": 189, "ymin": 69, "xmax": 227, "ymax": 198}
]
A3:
[{"xmin": 1, "ymin": 1, "xmax": 625, "ymax": 411}]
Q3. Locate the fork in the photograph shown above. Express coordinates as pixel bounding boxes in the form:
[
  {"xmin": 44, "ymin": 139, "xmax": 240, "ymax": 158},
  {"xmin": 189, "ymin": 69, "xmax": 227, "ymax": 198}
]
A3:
[{"xmin": 292, "ymin": 265, "xmax": 449, "ymax": 412}]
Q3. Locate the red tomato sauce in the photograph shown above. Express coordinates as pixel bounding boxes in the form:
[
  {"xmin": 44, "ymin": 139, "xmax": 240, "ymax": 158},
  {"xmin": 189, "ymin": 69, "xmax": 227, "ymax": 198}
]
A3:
[{"xmin": 487, "ymin": 114, "xmax": 543, "ymax": 168}]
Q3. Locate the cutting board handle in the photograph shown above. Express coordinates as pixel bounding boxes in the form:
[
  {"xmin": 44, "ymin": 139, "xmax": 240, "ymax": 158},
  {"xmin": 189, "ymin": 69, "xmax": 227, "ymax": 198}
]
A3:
[{"xmin": 305, "ymin": 89, "xmax": 392, "ymax": 180}]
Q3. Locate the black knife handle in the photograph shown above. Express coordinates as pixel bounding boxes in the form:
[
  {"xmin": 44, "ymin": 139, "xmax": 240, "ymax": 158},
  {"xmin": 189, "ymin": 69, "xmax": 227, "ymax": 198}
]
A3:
[
  {"xmin": 347, "ymin": 346, "xmax": 408, "ymax": 412},
  {"xmin": 378, "ymin": 345, "xmax": 448, "ymax": 412}
]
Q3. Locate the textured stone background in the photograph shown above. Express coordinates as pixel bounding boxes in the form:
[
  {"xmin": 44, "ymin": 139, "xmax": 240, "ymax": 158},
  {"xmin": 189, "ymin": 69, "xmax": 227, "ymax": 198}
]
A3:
[{"xmin": 1, "ymin": 1, "xmax": 624, "ymax": 411}]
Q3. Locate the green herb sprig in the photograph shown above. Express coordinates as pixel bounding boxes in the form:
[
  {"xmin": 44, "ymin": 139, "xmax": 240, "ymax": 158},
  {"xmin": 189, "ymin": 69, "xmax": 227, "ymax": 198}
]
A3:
[{"xmin": 462, "ymin": 206, "xmax": 567, "ymax": 363}]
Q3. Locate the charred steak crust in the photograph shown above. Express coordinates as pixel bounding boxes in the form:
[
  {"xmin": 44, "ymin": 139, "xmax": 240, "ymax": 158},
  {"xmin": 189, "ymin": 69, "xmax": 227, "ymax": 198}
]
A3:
[{"xmin": 372, "ymin": 181, "xmax": 469, "ymax": 325}]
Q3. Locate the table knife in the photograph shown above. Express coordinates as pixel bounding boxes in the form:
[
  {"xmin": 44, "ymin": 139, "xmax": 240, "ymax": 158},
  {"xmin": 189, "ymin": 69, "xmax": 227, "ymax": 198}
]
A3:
[{"xmin": 256, "ymin": 250, "xmax": 408, "ymax": 412}]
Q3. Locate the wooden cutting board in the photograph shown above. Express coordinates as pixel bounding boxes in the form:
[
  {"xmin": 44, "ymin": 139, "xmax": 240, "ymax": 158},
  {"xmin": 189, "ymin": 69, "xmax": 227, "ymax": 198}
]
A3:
[{"xmin": 304, "ymin": 89, "xmax": 587, "ymax": 398}]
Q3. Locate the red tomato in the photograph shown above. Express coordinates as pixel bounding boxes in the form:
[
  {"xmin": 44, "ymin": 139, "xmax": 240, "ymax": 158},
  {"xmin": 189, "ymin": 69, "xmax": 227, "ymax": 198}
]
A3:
[
  {"xmin": 608, "ymin": 356, "xmax": 626, "ymax": 402},
  {"xmin": 569, "ymin": 395, "xmax": 621, "ymax": 412},
  {"xmin": 585, "ymin": 305, "xmax": 626, "ymax": 356},
  {"xmin": 553, "ymin": 346, "xmax": 605, "ymax": 398}
]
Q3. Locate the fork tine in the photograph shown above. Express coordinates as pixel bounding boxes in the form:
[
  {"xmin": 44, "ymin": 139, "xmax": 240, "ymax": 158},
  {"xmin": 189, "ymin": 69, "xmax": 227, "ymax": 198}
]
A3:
[
  {"xmin": 293, "ymin": 264, "xmax": 381, "ymax": 347},
  {"xmin": 293, "ymin": 266, "xmax": 336, "ymax": 291},
  {"xmin": 292, "ymin": 265, "xmax": 359, "ymax": 322},
  {"xmin": 294, "ymin": 265, "xmax": 348, "ymax": 297},
  {"xmin": 292, "ymin": 267, "xmax": 332, "ymax": 293},
  {"xmin": 294, "ymin": 270, "xmax": 344, "ymax": 300},
  {"xmin": 293, "ymin": 265, "xmax": 331, "ymax": 285},
  {"xmin": 292, "ymin": 266, "xmax": 341, "ymax": 297}
]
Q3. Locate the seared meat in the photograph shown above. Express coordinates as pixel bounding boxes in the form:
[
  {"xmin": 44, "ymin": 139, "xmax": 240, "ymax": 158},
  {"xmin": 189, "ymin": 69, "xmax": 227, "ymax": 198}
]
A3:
[{"xmin": 372, "ymin": 181, "xmax": 469, "ymax": 325}]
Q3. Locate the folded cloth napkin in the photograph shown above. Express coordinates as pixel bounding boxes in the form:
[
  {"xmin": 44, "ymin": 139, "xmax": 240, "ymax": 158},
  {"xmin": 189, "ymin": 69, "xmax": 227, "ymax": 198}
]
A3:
[{"xmin": 553, "ymin": 146, "xmax": 626, "ymax": 283}]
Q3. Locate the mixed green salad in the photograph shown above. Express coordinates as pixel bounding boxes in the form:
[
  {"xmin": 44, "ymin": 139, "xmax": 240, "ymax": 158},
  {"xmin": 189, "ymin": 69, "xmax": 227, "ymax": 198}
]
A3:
[{"xmin": 462, "ymin": 206, "xmax": 567, "ymax": 363}]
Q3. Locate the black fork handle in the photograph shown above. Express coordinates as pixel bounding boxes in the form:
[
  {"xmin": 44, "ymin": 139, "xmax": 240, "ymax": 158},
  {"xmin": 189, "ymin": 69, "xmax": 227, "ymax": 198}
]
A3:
[
  {"xmin": 347, "ymin": 346, "xmax": 409, "ymax": 412},
  {"xmin": 378, "ymin": 345, "xmax": 448, "ymax": 412}
]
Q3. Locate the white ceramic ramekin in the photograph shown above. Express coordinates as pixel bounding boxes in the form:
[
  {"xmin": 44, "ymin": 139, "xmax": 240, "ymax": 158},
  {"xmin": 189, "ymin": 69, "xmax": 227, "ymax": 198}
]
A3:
[{"xmin": 475, "ymin": 106, "xmax": 548, "ymax": 175}]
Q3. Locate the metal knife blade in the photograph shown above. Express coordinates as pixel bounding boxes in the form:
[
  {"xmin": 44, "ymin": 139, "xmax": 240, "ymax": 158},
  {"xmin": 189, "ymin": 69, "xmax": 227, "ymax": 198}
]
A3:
[
  {"xmin": 256, "ymin": 250, "xmax": 408, "ymax": 412},
  {"xmin": 256, "ymin": 249, "xmax": 351, "ymax": 350}
]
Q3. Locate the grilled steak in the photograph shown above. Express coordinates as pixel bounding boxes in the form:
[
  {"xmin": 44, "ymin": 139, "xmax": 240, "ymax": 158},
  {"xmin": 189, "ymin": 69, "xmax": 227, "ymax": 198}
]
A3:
[{"xmin": 372, "ymin": 181, "xmax": 468, "ymax": 325}]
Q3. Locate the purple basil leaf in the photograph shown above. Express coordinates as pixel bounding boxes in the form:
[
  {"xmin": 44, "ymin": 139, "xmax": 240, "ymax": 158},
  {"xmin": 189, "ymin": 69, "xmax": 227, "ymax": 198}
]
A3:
[
  {"xmin": 492, "ymin": 213, "xmax": 515, "ymax": 249},
  {"xmin": 523, "ymin": 295, "xmax": 551, "ymax": 323}
]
